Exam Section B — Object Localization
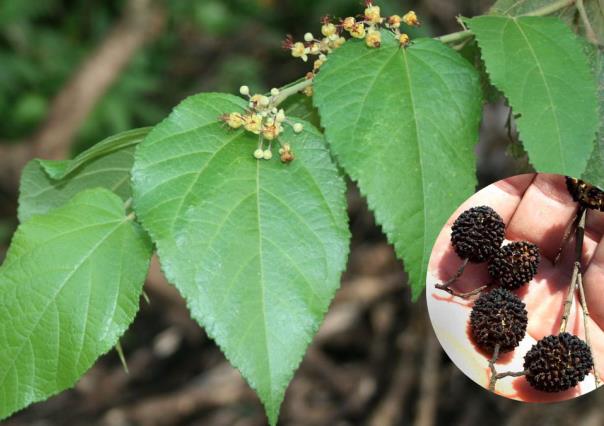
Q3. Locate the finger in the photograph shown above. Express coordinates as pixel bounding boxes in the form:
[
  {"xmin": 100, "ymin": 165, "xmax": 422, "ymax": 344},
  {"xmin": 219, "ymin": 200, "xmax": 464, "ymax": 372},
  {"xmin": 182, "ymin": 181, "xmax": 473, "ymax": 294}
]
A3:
[
  {"xmin": 582, "ymin": 240, "xmax": 604, "ymax": 328},
  {"xmin": 506, "ymin": 174, "xmax": 579, "ymax": 262},
  {"xmin": 445, "ymin": 173, "xmax": 535, "ymax": 228},
  {"xmin": 585, "ymin": 209, "xmax": 604, "ymax": 251}
]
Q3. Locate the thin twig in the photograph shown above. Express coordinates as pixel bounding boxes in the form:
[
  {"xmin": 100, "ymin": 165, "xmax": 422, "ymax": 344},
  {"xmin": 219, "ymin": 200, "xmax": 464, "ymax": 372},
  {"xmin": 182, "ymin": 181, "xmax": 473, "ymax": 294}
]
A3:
[
  {"xmin": 494, "ymin": 370, "xmax": 528, "ymax": 380},
  {"xmin": 435, "ymin": 282, "xmax": 488, "ymax": 299},
  {"xmin": 488, "ymin": 343, "xmax": 501, "ymax": 392},
  {"xmin": 435, "ymin": 258, "xmax": 469, "ymax": 289},
  {"xmin": 577, "ymin": 271, "xmax": 600, "ymax": 388},
  {"xmin": 554, "ymin": 207, "xmax": 580, "ymax": 265},
  {"xmin": 576, "ymin": 0, "xmax": 600, "ymax": 45},
  {"xmin": 560, "ymin": 261, "xmax": 580, "ymax": 333},
  {"xmin": 522, "ymin": 0, "xmax": 576, "ymax": 16},
  {"xmin": 560, "ymin": 207, "xmax": 586, "ymax": 333}
]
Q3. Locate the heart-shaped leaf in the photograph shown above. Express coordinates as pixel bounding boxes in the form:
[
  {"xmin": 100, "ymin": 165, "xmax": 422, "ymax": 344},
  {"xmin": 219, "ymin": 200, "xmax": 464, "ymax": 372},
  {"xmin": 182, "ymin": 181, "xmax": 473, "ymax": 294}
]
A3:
[{"xmin": 132, "ymin": 92, "xmax": 350, "ymax": 425}]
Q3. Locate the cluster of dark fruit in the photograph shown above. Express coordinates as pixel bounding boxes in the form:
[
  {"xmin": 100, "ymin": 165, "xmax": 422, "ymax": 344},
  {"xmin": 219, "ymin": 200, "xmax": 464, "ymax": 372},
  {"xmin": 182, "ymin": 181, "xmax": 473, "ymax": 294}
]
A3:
[
  {"xmin": 471, "ymin": 289, "xmax": 593, "ymax": 392},
  {"xmin": 441, "ymin": 204, "xmax": 594, "ymax": 393},
  {"xmin": 450, "ymin": 205, "xmax": 540, "ymax": 290},
  {"xmin": 566, "ymin": 177, "xmax": 604, "ymax": 212}
]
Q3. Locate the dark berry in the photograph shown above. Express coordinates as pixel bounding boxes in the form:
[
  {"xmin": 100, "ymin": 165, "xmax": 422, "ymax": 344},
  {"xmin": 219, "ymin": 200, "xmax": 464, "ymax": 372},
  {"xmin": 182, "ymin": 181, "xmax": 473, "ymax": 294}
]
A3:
[
  {"xmin": 524, "ymin": 333, "xmax": 593, "ymax": 392},
  {"xmin": 451, "ymin": 206, "xmax": 505, "ymax": 263},
  {"xmin": 470, "ymin": 288, "xmax": 528, "ymax": 353},
  {"xmin": 488, "ymin": 241, "xmax": 540, "ymax": 290},
  {"xmin": 566, "ymin": 177, "xmax": 604, "ymax": 211}
]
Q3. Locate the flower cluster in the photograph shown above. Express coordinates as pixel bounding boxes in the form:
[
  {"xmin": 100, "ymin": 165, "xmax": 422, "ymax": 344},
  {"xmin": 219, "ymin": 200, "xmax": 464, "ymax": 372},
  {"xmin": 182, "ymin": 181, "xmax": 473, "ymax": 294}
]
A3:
[
  {"xmin": 220, "ymin": 85, "xmax": 303, "ymax": 162},
  {"xmin": 283, "ymin": 1, "xmax": 421, "ymax": 80}
]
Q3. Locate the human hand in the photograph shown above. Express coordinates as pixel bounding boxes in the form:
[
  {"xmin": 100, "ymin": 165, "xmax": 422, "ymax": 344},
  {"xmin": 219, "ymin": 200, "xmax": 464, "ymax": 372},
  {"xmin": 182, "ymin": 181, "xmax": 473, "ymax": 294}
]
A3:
[{"xmin": 426, "ymin": 173, "xmax": 604, "ymax": 401}]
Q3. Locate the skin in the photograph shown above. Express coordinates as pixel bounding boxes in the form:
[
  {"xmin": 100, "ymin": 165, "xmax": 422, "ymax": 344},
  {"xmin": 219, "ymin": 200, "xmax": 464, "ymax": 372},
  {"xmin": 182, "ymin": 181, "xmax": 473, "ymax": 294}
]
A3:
[{"xmin": 427, "ymin": 173, "xmax": 604, "ymax": 401}]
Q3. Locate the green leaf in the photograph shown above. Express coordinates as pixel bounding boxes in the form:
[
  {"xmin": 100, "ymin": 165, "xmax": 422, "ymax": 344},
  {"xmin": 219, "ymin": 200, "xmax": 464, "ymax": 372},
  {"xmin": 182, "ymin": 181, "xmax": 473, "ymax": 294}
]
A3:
[
  {"xmin": 18, "ymin": 128, "xmax": 150, "ymax": 223},
  {"xmin": 467, "ymin": 16, "xmax": 599, "ymax": 177},
  {"xmin": 132, "ymin": 93, "xmax": 349, "ymax": 425},
  {"xmin": 582, "ymin": 44, "xmax": 604, "ymax": 188},
  {"xmin": 313, "ymin": 33, "xmax": 482, "ymax": 299},
  {"xmin": 39, "ymin": 127, "xmax": 151, "ymax": 180},
  {"xmin": 0, "ymin": 189, "xmax": 152, "ymax": 420}
]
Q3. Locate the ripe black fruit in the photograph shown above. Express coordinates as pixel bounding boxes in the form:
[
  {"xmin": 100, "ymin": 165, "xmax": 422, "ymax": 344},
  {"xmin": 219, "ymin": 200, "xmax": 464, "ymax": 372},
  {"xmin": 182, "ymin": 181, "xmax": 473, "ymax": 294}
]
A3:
[
  {"xmin": 524, "ymin": 333, "xmax": 593, "ymax": 392},
  {"xmin": 451, "ymin": 206, "xmax": 505, "ymax": 263},
  {"xmin": 470, "ymin": 288, "xmax": 528, "ymax": 353},
  {"xmin": 565, "ymin": 177, "xmax": 604, "ymax": 211},
  {"xmin": 488, "ymin": 241, "xmax": 540, "ymax": 290}
]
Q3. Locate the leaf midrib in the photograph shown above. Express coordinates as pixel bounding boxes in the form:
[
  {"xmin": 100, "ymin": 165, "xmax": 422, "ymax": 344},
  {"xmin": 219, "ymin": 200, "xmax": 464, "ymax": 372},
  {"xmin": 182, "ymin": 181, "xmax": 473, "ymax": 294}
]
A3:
[
  {"xmin": 254, "ymin": 159, "xmax": 273, "ymax": 411},
  {"xmin": 0, "ymin": 218, "xmax": 128, "ymax": 391},
  {"xmin": 399, "ymin": 47, "xmax": 429, "ymax": 285},
  {"xmin": 510, "ymin": 18, "xmax": 565, "ymax": 170}
]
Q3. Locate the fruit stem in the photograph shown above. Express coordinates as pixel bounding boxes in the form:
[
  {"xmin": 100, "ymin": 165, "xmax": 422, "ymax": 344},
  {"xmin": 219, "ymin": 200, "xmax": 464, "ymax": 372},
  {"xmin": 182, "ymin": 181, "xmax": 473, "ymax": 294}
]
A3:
[
  {"xmin": 488, "ymin": 343, "xmax": 501, "ymax": 392},
  {"xmin": 435, "ymin": 258, "xmax": 469, "ymax": 289},
  {"xmin": 494, "ymin": 370, "xmax": 528, "ymax": 380},
  {"xmin": 436, "ymin": 280, "xmax": 488, "ymax": 299},
  {"xmin": 577, "ymin": 270, "xmax": 600, "ymax": 387},
  {"xmin": 554, "ymin": 206, "xmax": 580, "ymax": 265},
  {"xmin": 559, "ymin": 207, "xmax": 586, "ymax": 334}
]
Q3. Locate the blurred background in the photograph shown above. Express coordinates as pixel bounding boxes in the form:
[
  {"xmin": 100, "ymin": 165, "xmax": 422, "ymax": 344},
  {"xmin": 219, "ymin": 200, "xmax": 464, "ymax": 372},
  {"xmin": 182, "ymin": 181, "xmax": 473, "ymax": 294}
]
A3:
[{"xmin": 2, "ymin": 0, "xmax": 599, "ymax": 425}]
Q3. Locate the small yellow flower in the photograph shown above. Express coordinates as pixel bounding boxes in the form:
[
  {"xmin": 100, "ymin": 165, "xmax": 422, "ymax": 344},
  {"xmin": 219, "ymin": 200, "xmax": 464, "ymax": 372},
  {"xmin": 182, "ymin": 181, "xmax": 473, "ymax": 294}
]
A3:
[
  {"xmin": 309, "ymin": 43, "xmax": 321, "ymax": 55},
  {"xmin": 365, "ymin": 30, "xmax": 381, "ymax": 48},
  {"xmin": 350, "ymin": 23, "xmax": 366, "ymax": 39},
  {"xmin": 334, "ymin": 36, "xmax": 346, "ymax": 47},
  {"xmin": 262, "ymin": 123, "xmax": 282, "ymax": 140},
  {"xmin": 364, "ymin": 5, "xmax": 382, "ymax": 24},
  {"xmin": 249, "ymin": 94, "xmax": 270, "ymax": 109},
  {"xmin": 303, "ymin": 85, "xmax": 313, "ymax": 97},
  {"xmin": 403, "ymin": 11, "xmax": 420, "ymax": 26},
  {"xmin": 342, "ymin": 17, "xmax": 356, "ymax": 32},
  {"xmin": 321, "ymin": 23, "xmax": 337, "ymax": 37},
  {"xmin": 313, "ymin": 59, "xmax": 324, "ymax": 71},
  {"xmin": 225, "ymin": 113, "xmax": 244, "ymax": 129},
  {"xmin": 399, "ymin": 33, "xmax": 410, "ymax": 47},
  {"xmin": 291, "ymin": 41, "xmax": 309, "ymax": 61},
  {"xmin": 244, "ymin": 114, "xmax": 263, "ymax": 134},
  {"xmin": 388, "ymin": 15, "xmax": 401, "ymax": 29}
]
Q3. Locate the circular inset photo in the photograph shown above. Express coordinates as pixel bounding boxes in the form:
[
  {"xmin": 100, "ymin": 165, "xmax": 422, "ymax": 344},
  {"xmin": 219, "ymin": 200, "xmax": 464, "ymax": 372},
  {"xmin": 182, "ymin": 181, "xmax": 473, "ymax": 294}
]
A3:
[{"xmin": 426, "ymin": 173, "xmax": 604, "ymax": 402}]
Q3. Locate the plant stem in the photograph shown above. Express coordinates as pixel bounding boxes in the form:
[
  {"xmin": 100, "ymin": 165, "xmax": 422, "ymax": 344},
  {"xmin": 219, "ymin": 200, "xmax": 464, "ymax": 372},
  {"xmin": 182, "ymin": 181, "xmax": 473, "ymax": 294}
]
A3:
[
  {"xmin": 435, "ymin": 258, "xmax": 469, "ymax": 289},
  {"xmin": 522, "ymin": 0, "xmax": 576, "ymax": 16},
  {"xmin": 437, "ymin": 0, "xmax": 576, "ymax": 45},
  {"xmin": 488, "ymin": 343, "xmax": 501, "ymax": 391},
  {"xmin": 577, "ymin": 271, "xmax": 600, "ymax": 388},
  {"xmin": 274, "ymin": 78, "xmax": 313, "ymax": 106},
  {"xmin": 124, "ymin": 196, "xmax": 133, "ymax": 210},
  {"xmin": 559, "ymin": 207, "xmax": 586, "ymax": 334},
  {"xmin": 494, "ymin": 370, "xmax": 528, "ymax": 380},
  {"xmin": 435, "ymin": 282, "xmax": 488, "ymax": 299},
  {"xmin": 554, "ymin": 207, "xmax": 580, "ymax": 265},
  {"xmin": 272, "ymin": 0, "xmax": 578, "ymax": 106},
  {"xmin": 576, "ymin": 0, "xmax": 600, "ymax": 45}
]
